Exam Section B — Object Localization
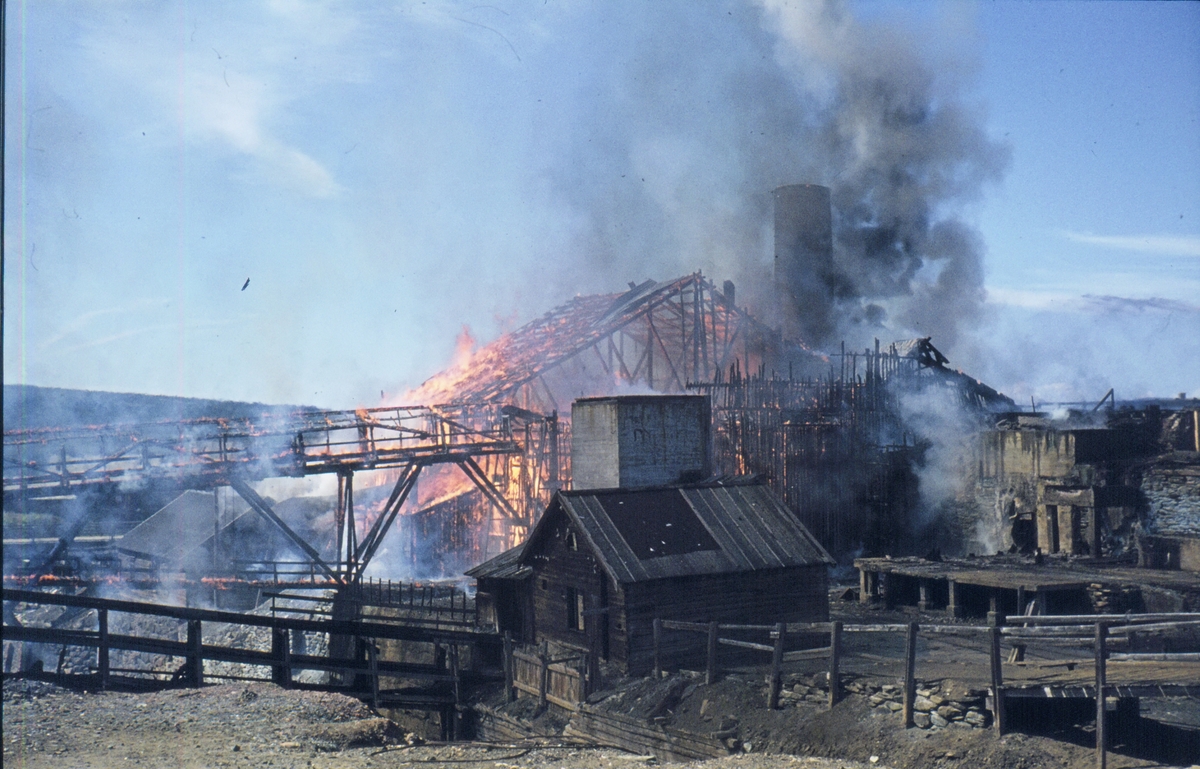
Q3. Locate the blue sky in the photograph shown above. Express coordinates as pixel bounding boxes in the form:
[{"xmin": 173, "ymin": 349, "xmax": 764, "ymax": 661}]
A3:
[{"xmin": 4, "ymin": 0, "xmax": 1198, "ymax": 408}]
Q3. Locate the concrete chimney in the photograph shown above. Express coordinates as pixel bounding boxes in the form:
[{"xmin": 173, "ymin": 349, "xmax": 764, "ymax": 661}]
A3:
[{"xmin": 773, "ymin": 184, "xmax": 834, "ymax": 345}]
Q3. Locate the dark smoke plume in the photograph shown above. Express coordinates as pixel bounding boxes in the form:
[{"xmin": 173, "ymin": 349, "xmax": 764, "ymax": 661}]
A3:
[{"xmin": 548, "ymin": 0, "xmax": 1008, "ymax": 352}]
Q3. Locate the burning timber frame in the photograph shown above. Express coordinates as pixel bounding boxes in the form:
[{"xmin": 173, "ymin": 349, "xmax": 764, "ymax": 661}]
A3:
[
  {"xmin": 3, "ymin": 404, "xmax": 560, "ymax": 586},
  {"xmin": 409, "ymin": 272, "xmax": 815, "ymax": 413},
  {"xmin": 691, "ymin": 339, "xmax": 1012, "ymax": 557}
]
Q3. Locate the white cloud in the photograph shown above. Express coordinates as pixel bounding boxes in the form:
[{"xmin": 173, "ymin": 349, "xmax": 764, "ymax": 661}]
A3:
[
  {"xmin": 1061, "ymin": 231, "xmax": 1200, "ymax": 257},
  {"xmin": 985, "ymin": 287, "xmax": 1200, "ymax": 314},
  {"xmin": 77, "ymin": 3, "xmax": 348, "ymax": 200},
  {"xmin": 984, "ymin": 287, "xmax": 1080, "ymax": 310}
]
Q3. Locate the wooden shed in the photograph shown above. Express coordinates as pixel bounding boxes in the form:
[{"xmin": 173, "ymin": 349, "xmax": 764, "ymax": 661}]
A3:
[{"xmin": 468, "ymin": 479, "xmax": 833, "ymax": 674}]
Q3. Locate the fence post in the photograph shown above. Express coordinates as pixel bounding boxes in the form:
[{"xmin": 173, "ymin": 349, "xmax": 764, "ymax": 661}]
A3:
[
  {"xmin": 586, "ymin": 644, "xmax": 600, "ymax": 700},
  {"xmin": 97, "ymin": 608, "xmax": 109, "ymax": 690},
  {"xmin": 652, "ymin": 618, "xmax": 662, "ymax": 679},
  {"xmin": 1095, "ymin": 622, "xmax": 1108, "ymax": 769},
  {"xmin": 271, "ymin": 628, "xmax": 291, "ymax": 687},
  {"xmin": 538, "ymin": 641, "xmax": 549, "ymax": 711},
  {"xmin": 767, "ymin": 622, "xmax": 785, "ymax": 709},
  {"xmin": 368, "ymin": 641, "xmax": 380, "ymax": 710},
  {"xmin": 503, "ymin": 631, "xmax": 515, "ymax": 703},
  {"xmin": 577, "ymin": 653, "xmax": 589, "ymax": 704},
  {"xmin": 989, "ymin": 618, "xmax": 1005, "ymax": 736},
  {"xmin": 902, "ymin": 622, "xmax": 917, "ymax": 728},
  {"xmin": 706, "ymin": 621, "xmax": 719, "ymax": 685},
  {"xmin": 449, "ymin": 643, "xmax": 461, "ymax": 740},
  {"xmin": 829, "ymin": 621, "xmax": 842, "ymax": 707},
  {"xmin": 186, "ymin": 619, "xmax": 203, "ymax": 687}
]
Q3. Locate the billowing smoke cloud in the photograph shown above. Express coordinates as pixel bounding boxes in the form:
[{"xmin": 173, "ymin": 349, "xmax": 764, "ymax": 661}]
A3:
[{"xmin": 546, "ymin": 0, "xmax": 1008, "ymax": 352}]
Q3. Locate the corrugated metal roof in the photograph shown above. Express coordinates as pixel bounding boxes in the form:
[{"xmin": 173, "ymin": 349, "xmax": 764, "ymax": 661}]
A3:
[
  {"xmin": 520, "ymin": 481, "xmax": 832, "ymax": 585},
  {"xmin": 464, "ymin": 541, "xmax": 532, "ymax": 580}
]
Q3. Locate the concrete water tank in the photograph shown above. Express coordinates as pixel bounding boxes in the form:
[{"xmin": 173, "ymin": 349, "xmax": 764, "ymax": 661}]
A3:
[{"xmin": 571, "ymin": 395, "xmax": 711, "ymax": 491}]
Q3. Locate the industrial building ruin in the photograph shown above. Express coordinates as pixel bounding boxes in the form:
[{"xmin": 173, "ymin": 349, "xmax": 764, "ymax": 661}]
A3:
[
  {"xmin": 3, "ymin": 182, "xmax": 1199, "ymax": 764},
  {"xmin": 4, "ymin": 182, "xmax": 1198, "ymax": 594}
]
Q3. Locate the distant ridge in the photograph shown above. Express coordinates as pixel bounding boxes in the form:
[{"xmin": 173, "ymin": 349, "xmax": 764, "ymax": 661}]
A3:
[{"xmin": 2, "ymin": 384, "xmax": 319, "ymax": 432}]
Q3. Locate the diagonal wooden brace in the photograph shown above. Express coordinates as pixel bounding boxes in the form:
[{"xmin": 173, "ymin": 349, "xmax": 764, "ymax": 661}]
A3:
[{"xmin": 229, "ymin": 478, "xmax": 340, "ymax": 584}]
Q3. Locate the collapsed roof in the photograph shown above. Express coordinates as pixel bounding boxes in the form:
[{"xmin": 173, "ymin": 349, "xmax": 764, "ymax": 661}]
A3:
[{"xmin": 405, "ymin": 273, "xmax": 822, "ymax": 411}]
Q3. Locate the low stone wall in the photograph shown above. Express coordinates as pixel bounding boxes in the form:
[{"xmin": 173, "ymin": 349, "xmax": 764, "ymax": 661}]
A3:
[{"xmin": 854, "ymin": 679, "xmax": 992, "ymax": 730}]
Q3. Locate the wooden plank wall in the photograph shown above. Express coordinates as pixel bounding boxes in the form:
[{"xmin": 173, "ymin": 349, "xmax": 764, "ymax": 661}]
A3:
[
  {"xmin": 624, "ymin": 566, "xmax": 828, "ymax": 675},
  {"xmin": 529, "ymin": 511, "xmax": 612, "ymax": 652},
  {"xmin": 564, "ymin": 705, "xmax": 729, "ymax": 761}
]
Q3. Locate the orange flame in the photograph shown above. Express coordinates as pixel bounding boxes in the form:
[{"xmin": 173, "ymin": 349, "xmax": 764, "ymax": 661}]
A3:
[{"xmin": 393, "ymin": 325, "xmax": 479, "ymax": 406}]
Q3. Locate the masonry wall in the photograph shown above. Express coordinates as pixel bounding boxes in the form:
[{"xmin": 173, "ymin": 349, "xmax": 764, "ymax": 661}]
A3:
[{"xmin": 1144, "ymin": 463, "xmax": 1200, "ymax": 537}]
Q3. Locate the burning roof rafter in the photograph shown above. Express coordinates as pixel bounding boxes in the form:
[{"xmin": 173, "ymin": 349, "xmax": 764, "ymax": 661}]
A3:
[{"xmin": 406, "ymin": 272, "xmax": 820, "ymax": 413}]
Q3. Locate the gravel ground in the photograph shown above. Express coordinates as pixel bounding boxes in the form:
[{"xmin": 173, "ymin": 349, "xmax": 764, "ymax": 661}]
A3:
[
  {"xmin": 6, "ymin": 591, "xmax": 1198, "ymax": 768},
  {"xmin": 8, "ymin": 677, "xmax": 1199, "ymax": 769},
  {"xmin": 2, "ymin": 680, "xmax": 891, "ymax": 769}
]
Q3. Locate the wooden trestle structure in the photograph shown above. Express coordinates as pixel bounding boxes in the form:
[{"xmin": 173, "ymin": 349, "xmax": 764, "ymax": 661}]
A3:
[{"xmin": 3, "ymin": 404, "xmax": 558, "ymax": 586}]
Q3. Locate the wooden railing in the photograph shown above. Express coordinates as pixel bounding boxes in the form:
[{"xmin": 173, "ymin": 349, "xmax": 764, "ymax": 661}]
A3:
[
  {"xmin": 2, "ymin": 587, "xmax": 495, "ymax": 724},
  {"xmin": 653, "ymin": 612, "xmax": 1200, "ymax": 769},
  {"xmin": 265, "ymin": 578, "xmax": 476, "ymax": 629}
]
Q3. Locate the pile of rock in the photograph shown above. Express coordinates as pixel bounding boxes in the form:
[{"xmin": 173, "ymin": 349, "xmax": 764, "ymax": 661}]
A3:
[
  {"xmin": 1087, "ymin": 582, "xmax": 1143, "ymax": 614},
  {"xmin": 854, "ymin": 679, "xmax": 993, "ymax": 730},
  {"xmin": 775, "ymin": 672, "xmax": 836, "ymax": 706}
]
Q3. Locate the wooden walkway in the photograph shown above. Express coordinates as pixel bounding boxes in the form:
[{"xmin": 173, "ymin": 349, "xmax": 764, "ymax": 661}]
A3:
[{"xmin": 855, "ymin": 556, "xmax": 1200, "ymax": 617}]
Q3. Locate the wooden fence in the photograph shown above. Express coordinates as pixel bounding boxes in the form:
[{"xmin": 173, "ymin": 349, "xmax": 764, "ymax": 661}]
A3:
[
  {"xmin": 2, "ymin": 586, "xmax": 495, "ymax": 737},
  {"xmin": 501, "ymin": 633, "xmax": 593, "ymax": 712},
  {"xmin": 265, "ymin": 578, "xmax": 475, "ymax": 629},
  {"xmin": 654, "ymin": 612, "xmax": 1200, "ymax": 769}
]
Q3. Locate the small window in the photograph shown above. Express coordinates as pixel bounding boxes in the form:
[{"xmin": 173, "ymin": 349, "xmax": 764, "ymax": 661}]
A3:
[
  {"xmin": 540, "ymin": 579, "xmax": 548, "ymax": 590},
  {"xmin": 567, "ymin": 530, "xmax": 578, "ymax": 551},
  {"xmin": 566, "ymin": 588, "xmax": 585, "ymax": 632}
]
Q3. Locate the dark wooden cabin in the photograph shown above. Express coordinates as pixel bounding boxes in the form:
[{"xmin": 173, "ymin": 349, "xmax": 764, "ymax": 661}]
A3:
[{"xmin": 468, "ymin": 479, "xmax": 833, "ymax": 674}]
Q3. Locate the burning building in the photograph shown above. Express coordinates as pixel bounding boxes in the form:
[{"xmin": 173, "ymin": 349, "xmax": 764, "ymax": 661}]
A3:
[{"xmin": 9, "ymin": 180, "xmax": 1194, "ymax": 599}]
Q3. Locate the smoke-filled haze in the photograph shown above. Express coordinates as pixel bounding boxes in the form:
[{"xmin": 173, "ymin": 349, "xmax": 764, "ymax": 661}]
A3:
[{"xmin": 4, "ymin": 0, "xmax": 1198, "ymax": 407}]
